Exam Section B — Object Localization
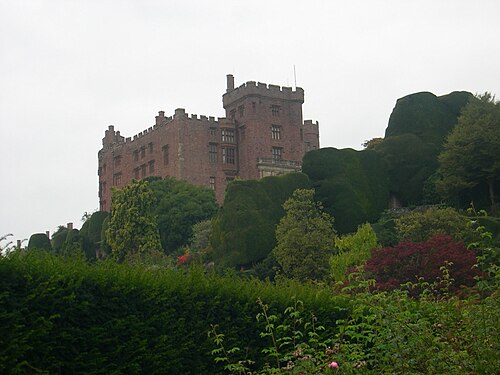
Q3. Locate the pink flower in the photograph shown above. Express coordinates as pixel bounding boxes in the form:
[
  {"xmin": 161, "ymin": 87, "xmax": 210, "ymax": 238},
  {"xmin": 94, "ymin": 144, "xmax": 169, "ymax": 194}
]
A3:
[{"xmin": 328, "ymin": 361, "xmax": 339, "ymax": 369}]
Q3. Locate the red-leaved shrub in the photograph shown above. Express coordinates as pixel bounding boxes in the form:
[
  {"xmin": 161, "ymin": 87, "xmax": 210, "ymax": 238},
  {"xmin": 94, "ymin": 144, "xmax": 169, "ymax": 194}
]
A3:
[{"xmin": 365, "ymin": 235, "xmax": 480, "ymax": 292}]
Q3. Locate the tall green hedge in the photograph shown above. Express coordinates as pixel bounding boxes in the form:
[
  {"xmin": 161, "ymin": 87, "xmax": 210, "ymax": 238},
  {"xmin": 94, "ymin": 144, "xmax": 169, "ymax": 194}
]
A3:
[
  {"xmin": 211, "ymin": 172, "xmax": 311, "ymax": 267},
  {"xmin": 302, "ymin": 148, "xmax": 390, "ymax": 234},
  {"xmin": 0, "ymin": 252, "xmax": 348, "ymax": 374}
]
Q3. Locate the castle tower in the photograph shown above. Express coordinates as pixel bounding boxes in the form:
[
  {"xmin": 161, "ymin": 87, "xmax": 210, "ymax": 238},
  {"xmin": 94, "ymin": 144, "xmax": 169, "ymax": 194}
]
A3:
[{"xmin": 222, "ymin": 75, "xmax": 308, "ymax": 179}]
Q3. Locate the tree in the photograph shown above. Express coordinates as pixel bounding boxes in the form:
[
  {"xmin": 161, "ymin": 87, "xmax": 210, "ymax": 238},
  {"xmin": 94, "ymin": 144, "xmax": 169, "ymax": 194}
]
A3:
[
  {"xmin": 437, "ymin": 93, "xmax": 500, "ymax": 212},
  {"xmin": 273, "ymin": 189, "xmax": 336, "ymax": 281},
  {"xmin": 147, "ymin": 177, "xmax": 217, "ymax": 254},
  {"xmin": 27, "ymin": 233, "xmax": 52, "ymax": 251},
  {"xmin": 106, "ymin": 179, "xmax": 162, "ymax": 261}
]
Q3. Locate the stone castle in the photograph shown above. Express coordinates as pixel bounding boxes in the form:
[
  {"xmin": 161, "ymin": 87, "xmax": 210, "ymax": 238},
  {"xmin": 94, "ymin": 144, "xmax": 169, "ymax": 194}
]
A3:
[{"xmin": 98, "ymin": 75, "xmax": 320, "ymax": 211}]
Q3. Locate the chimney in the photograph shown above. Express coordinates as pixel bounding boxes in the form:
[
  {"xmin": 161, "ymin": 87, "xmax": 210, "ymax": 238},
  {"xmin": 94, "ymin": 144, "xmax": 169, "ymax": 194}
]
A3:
[
  {"xmin": 67, "ymin": 222, "xmax": 73, "ymax": 230},
  {"xmin": 17, "ymin": 240, "xmax": 21, "ymax": 249},
  {"xmin": 226, "ymin": 74, "xmax": 234, "ymax": 92},
  {"xmin": 46, "ymin": 231, "xmax": 50, "ymax": 238}
]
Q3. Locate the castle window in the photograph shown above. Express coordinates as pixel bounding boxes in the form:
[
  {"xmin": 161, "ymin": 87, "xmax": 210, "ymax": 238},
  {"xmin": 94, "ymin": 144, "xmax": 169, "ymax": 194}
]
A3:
[
  {"xmin": 271, "ymin": 125, "xmax": 281, "ymax": 140},
  {"xmin": 149, "ymin": 160, "xmax": 155, "ymax": 174},
  {"xmin": 140, "ymin": 147, "xmax": 146, "ymax": 159},
  {"xmin": 162, "ymin": 145, "xmax": 169, "ymax": 165},
  {"xmin": 134, "ymin": 168, "xmax": 140, "ymax": 179},
  {"xmin": 221, "ymin": 129, "xmax": 235, "ymax": 143},
  {"xmin": 209, "ymin": 177, "xmax": 215, "ymax": 190},
  {"xmin": 141, "ymin": 164, "xmax": 146, "ymax": 178},
  {"xmin": 252, "ymin": 101, "xmax": 256, "ymax": 112},
  {"xmin": 102, "ymin": 164, "xmax": 107, "ymax": 173},
  {"xmin": 209, "ymin": 143, "xmax": 217, "ymax": 163},
  {"xmin": 148, "ymin": 142, "xmax": 153, "ymax": 153},
  {"xmin": 210, "ymin": 127, "xmax": 217, "ymax": 137},
  {"xmin": 222, "ymin": 147, "xmax": 235, "ymax": 164},
  {"xmin": 238, "ymin": 105, "xmax": 244, "ymax": 117},
  {"xmin": 133, "ymin": 150, "xmax": 139, "ymax": 162},
  {"xmin": 113, "ymin": 155, "xmax": 122, "ymax": 168},
  {"xmin": 271, "ymin": 105, "xmax": 280, "ymax": 116},
  {"xmin": 229, "ymin": 109, "xmax": 236, "ymax": 119},
  {"xmin": 113, "ymin": 173, "xmax": 122, "ymax": 186},
  {"xmin": 272, "ymin": 147, "xmax": 282, "ymax": 161}
]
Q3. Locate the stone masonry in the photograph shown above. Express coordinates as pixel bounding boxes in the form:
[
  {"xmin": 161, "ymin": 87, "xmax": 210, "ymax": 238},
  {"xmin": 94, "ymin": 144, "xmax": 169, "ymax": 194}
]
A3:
[{"xmin": 98, "ymin": 75, "xmax": 319, "ymax": 211}]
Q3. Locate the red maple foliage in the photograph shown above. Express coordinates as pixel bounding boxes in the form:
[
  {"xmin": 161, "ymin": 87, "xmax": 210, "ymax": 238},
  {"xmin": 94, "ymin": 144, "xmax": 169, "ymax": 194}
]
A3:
[{"xmin": 365, "ymin": 235, "xmax": 481, "ymax": 292}]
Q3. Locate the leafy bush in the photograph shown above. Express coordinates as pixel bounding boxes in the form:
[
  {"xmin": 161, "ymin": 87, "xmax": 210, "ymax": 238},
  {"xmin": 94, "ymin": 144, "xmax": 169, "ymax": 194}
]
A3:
[
  {"xmin": 331, "ymin": 223, "xmax": 378, "ymax": 282},
  {"xmin": 365, "ymin": 235, "xmax": 480, "ymax": 293},
  {"xmin": 395, "ymin": 206, "xmax": 479, "ymax": 243}
]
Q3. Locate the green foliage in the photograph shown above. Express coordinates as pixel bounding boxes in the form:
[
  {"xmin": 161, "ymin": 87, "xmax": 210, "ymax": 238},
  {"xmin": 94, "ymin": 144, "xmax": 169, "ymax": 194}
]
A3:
[
  {"xmin": 211, "ymin": 172, "xmax": 311, "ymax": 267},
  {"xmin": 0, "ymin": 251, "xmax": 348, "ymax": 374},
  {"xmin": 374, "ymin": 91, "xmax": 472, "ymax": 206},
  {"xmin": 80, "ymin": 211, "xmax": 109, "ymax": 260},
  {"xmin": 331, "ymin": 224, "xmax": 378, "ymax": 282},
  {"xmin": 274, "ymin": 189, "xmax": 336, "ymax": 281},
  {"xmin": 106, "ymin": 179, "xmax": 162, "ymax": 261},
  {"xmin": 27, "ymin": 233, "xmax": 52, "ymax": 251},
  {"xmin": 437, "ymin": 93, "xmax": 500, "ymax": 212},
  {"xmin": 374, "ymin": 133, "xmax": 438, "ymax": 205},
  {"xmin": 147, "ymin": 177, "xmax": 217, "ymax": 254},
  {"xmin": 384, "ymin": 91, "xmax": 472, "ymax": 147},
  {"xmin": 302, "ymin": 148, "xmax": 390, "ymax": 234},
  {"xmin": 395, "ymin": 206, "xmax": 479, "ymax": 243}
]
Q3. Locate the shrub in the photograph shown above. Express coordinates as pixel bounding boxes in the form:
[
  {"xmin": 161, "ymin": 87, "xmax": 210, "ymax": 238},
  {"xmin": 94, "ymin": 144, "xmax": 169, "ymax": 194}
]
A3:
[
  {"xmin": 365, "ymin": 235, "xmax": 480, "ymax": 292},
  {"xmin": 331, "ymin": 223, "xmax": 378, "ymax": 282},
  {"xmin": 395, "ymin": 206, "xmax": 479, "ymax": 243}
]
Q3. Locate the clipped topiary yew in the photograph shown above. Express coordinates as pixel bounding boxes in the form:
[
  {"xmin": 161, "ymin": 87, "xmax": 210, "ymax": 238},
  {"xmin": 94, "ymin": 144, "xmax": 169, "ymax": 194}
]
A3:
[{"xmin": 365, "ymin": 235, "xmax": 480, "ymax": 292}]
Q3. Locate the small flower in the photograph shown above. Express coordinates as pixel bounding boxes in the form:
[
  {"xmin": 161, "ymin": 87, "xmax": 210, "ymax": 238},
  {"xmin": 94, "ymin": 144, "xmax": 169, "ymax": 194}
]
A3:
[{"xmin": 328, "ymin": 361, "xmax": 339, "ymax": 369}]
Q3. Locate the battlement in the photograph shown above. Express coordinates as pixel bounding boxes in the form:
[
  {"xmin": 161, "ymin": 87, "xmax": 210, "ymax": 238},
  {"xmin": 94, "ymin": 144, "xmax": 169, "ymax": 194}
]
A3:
[
  {"xmin": 303, "ymin": 119, "xmax": 319, "ymax": 127},
  {"xmin": 101, "ymin": 109, "xmax": 232, "ymax": 151},
  {"xmin": 223, "ymin": 75, "xmax": 304, "ymax": 107}
]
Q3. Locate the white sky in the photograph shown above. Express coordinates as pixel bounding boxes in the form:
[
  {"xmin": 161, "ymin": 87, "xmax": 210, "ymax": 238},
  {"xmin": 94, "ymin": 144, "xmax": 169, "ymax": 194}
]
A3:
[{"xmin": 1, "ymin": 0, "xmax": 499, "ymax": 244}]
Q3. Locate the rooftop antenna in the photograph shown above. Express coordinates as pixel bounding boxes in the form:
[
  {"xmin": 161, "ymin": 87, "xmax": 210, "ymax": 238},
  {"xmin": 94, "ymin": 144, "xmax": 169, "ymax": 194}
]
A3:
[{"xmin": 293, "ymin": 64, "xmax": 297, "ymax": 89}]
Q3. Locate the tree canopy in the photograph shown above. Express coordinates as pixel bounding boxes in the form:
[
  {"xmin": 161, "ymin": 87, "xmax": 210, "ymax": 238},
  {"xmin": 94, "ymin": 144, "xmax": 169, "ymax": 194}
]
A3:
[
  {"xmin": 437, "ymin": 93, "xmax": 500, "ymax": 212},
  {"xmin": 147, "ymin": 177, "xmax": 218, "ymax": 254},
  {"xmin": 106, "ymin": 179, "xmax": 162, "ymax": 261},
  {"xmin": 273, "ymin": 188, "xmax": 336, "ymax": 281}
]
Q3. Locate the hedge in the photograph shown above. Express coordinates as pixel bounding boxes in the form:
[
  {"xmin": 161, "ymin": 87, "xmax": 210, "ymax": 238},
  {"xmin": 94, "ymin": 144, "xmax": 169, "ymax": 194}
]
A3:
[{"xmin": 0, "ymin": 252, "xmax": 349, "ymax": 374}]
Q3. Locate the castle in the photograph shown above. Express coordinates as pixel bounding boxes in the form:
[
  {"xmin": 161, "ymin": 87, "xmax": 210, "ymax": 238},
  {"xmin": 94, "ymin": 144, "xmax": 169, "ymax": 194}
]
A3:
[{"xmin": 98, "ymin": 75, "xmax": 320, "ymax": 211}]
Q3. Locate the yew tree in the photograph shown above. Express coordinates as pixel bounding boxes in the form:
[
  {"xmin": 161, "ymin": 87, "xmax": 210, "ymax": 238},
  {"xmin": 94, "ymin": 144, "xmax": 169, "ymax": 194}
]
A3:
[
  {"xmin": 438, "ymin": 93, "xmax": 500, "ymax": 212},
  {"xmin": 273, "ymin": 188, "xmax": 336, "ymax": 281}
]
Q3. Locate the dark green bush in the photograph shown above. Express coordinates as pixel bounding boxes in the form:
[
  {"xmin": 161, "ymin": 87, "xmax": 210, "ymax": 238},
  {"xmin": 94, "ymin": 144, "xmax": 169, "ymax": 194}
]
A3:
[
  {"xmin": 211, "ymin": 172, "xmax": 311, "ymax": 266},
  {"xmin": 27, "ymin": 233, "xmax": 52, "ymax": 251}
]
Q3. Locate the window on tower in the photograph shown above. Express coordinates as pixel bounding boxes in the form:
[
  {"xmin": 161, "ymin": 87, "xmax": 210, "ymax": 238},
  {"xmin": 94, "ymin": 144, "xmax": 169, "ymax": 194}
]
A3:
[
  {"xmin": 271, "ymin": 105, "xmax": 280, "ymax": 116},
  {"xmin": 272, "ymin": 147, "xmax": 283, "ymax": 161},
  {"xmin": 271, "ymin": 125, "xmax": 281, "ymax": 140},
  {"xmin": 221, "ymin": 129, "xmax": 235, "ymax": 143}
]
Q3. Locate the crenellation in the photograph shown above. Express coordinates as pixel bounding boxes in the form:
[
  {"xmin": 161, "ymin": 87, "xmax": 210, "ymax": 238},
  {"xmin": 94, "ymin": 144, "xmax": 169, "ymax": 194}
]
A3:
[
  {"xmin": 191, "ymin": 114, "xmax": 198, "ymax": 120},
  {"xmin": 209, "ymin": 116, "xmax": 215, "ymax": 122}
]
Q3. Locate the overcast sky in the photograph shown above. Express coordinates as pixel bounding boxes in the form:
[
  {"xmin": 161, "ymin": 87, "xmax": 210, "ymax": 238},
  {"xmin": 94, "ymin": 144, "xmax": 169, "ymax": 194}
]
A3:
[{"xmin": 1, "ymin": 0, "xmax": 499, "ymax": 244}]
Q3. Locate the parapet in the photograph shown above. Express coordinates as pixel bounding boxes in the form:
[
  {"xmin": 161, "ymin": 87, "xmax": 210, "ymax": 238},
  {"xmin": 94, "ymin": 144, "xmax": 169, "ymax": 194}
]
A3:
[{"xmin": 223, "ymin": 78, "xmax": 304, "ymax": 108}]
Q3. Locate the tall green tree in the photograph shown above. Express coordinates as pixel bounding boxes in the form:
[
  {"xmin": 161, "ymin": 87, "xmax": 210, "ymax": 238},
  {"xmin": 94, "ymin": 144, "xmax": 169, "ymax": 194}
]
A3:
[
  {"xmin": 106, "ymin": 179, "xmax": 162, "ymax": 261},
  {"xmin": 437, "ymin": 93, "xmax": 500, "ymax": 212},
  {"xmin": 147, "ymin": 177, "xmax": 217, "ymax": 254},
  {"xmin": 273, "ymin": 189, "xmax": 336, "ymax": 281}
]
